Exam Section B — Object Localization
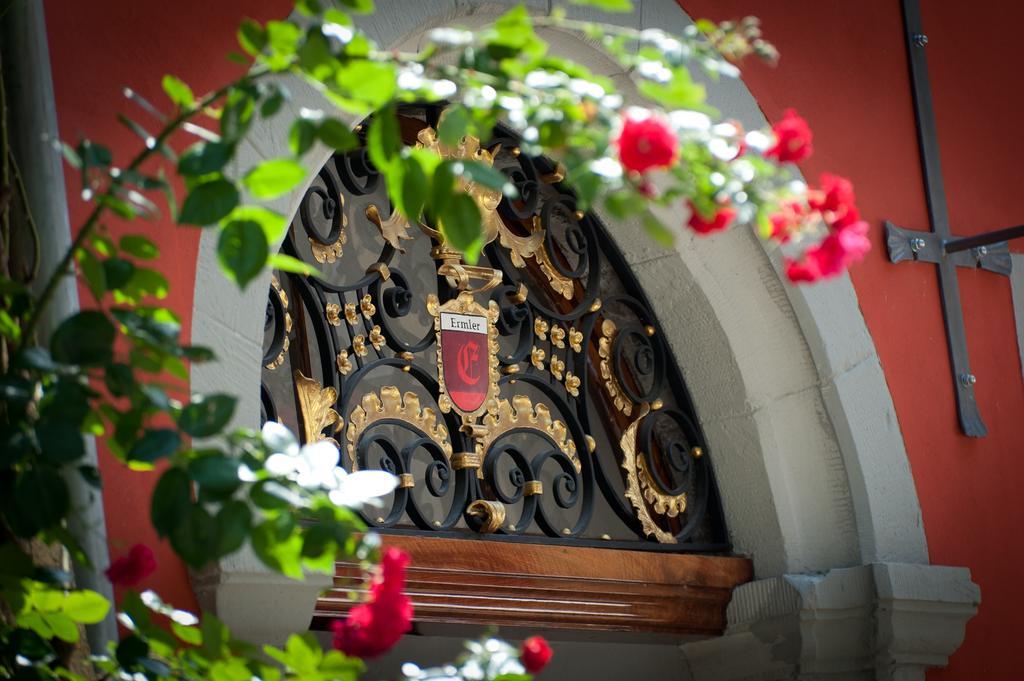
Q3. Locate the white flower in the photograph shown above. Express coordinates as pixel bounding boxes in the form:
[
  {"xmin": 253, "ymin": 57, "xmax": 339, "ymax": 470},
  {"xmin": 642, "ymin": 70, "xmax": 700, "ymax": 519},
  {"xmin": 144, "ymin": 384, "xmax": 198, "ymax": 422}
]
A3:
[
  {"xmin": 431, "ymin": 79, "xmax": 457, "ymax": 98},
  {"xmin": 261, "ymin": 422, "xmax": 397, "ymax": 507},
  {"xmin": 669, "ymin": 110, "xmax": 711, "ymax": 132},
  {"xmin": 744, "ymin": 130, "xmax": 772, "ymax": 152},
  {"xmin": 637, "ymin": 60, "xmax": 672, "ymax": 83},
  {"xmin": 322, "ymin": 23, "xmax": 353, "ymax": 45},
  {"xmin": 590, "ymin": 157, "xmax": 623, "ymax": 179},
  {"xmin": 398, "ymin": 71, "xmax": 424, "ymax": 91},
  {"xmin": 428, "ymin": 27, "xmax": 473, "ymax": 47},
  {"xmin": 328, "ymin": 468, "xmax": 397, "ymax": 508}
]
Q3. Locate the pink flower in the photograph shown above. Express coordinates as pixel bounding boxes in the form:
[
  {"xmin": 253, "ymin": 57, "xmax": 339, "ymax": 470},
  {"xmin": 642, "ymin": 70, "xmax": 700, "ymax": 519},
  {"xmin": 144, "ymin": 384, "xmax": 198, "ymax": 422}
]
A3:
[
  {"xmin": 332, "ymin": 547, "xmax": 413, "ymax": 659},
  {"xmin": 105, "ymin": 544, "xmax": 157, "ymax": 587},
  {"xmin": 765, "ymin": 109, "xmax": 813, "ymax": 163},
  {"xmin": 520, "ymin": 636, "xmax": 553, "ymax": 673},
  {"xmin": 616, "ymin": 114, "xmax": 678, "ymax": 174},
  {"xmin": 687, "ymin": 202, "xmax": 737, "ymax": 235}
]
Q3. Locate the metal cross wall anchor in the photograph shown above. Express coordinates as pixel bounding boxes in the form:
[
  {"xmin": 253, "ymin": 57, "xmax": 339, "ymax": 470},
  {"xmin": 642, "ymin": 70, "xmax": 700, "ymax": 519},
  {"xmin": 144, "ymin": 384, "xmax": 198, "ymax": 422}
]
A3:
[{"xmin": 886, "ymin": 0, "xmax": 1024, "ymax": 437}]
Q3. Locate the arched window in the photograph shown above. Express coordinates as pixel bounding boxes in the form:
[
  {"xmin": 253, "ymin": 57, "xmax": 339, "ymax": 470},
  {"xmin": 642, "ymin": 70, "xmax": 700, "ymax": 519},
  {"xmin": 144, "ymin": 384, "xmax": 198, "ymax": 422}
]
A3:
[{"xmin": 260, "ymin": 107, "xmax": 747, "ymax": 635}]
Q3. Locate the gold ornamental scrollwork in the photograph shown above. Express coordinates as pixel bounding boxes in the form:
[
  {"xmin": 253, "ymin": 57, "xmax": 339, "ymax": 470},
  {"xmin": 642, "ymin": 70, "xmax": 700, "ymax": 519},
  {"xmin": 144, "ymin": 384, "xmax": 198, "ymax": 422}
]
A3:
[
  {"xmin": 619, "ymin": 403, "xmax": 690, "ymax": 544},
  {"xmin": 473, "ymin": 395, "xmax": 581, "ymax": 479},
  {"xmin": 599, "ymin": 319, "xmax": 636, "ymax": 416},
  {"xmin": 294, "ymin": 371, "xmax": 343, "ymax": 448},
  {"xmin": 345, "ymin": 386, "xmax": 452, "ymax": 471},
  {"xmin": 308, "ymin": 191, "xmax": 348, "ymax": 263},
  {"xmin": 265, "ymin": 275, "xmax": 292, "ymax": 370}
]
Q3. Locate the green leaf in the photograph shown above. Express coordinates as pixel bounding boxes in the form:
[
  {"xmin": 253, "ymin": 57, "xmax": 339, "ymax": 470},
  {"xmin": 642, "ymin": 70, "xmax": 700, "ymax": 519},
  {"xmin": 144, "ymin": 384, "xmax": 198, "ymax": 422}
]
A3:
[
  {"xmin": 200, "ymin": 613, "xmax": 230, "ymax": 659},
  {"xmin": 225, "ymin": 205, "xmax": 288, "ymax": 243},
  {"xmin": 316, "ymin": 119, "xmax": 357, "ymax": 151},
  {"xmin": 335, "ymin": 61, "xmax": 396, "ymax": 109},
  {"xmin": 36, "ymin": 421, "xmax": 85, "ymax": 464},
  {"xmin": 162, "ymin": 75, "xmax": 194, "ymax": 108},
  {"xmin": 51, "ymin": 311, "xmax": 114, "ymax": 366},
  {"xmin": 267, "ymin": 253, "xmax": 321, "ymax": 278},
  {"xmin": 178, "ymin": 141, "xmax": 234, "ymax": 177},
  {"xmin": 102, "ymin": 257, "xmax": 135, "ymax": 289},
  {"xmin": 642, "ymin": 212, "xmax": 676, "ymax": 247},
  {"xmin": 438, "ymin": 193, "xmax": 483, "ymax": 263},
  {"xmin": 104, "ymin": 362, "xmax": 134, "ymax": 397},
  {"xmin": 400, "ymin": 155, "xmax": 429, "ymax": 223},
  {"xmin": 221, "ymin": 89, "xmax": 256, "ymax": 142},
  {"xmin": 261, "ymin": 87, "xmax": 287, "ymax": 118},
  {"xmin": 171, "ymin": 504, "xmax": 218, "ymax": 568},
  {"xmin": 283, "ymin": 633, "xmax": 322, "ymax": 674},
  {"xmin": 638, "ymin": 66, "xmax": 706, "ymax": 110},
  {"xmin": 337, "ymin": 0, "xmax": 373, "ymax": 13},
  {"xmin": 44, "ymin": 612, "xmax": 79, "ymax": 643},
  {"xmin": 171, "ymin": 621, "xmax": 202, "ymax": 645},
  {"xmin": 438, "ymin": 106, "xmax": 471, "ymax": 148},
  {"xmin": 187, "ymin": 454, "xmax": 241, "ymax": 495},
  {"xmin": 320, "ymin": 650, "xmax": 364, "ymax": 678},
  {"xmin": 251, "ymin": 517, "xmax": 304, "ymax": 578},
  {"xmin": 9, "ymin": 467, "xmax": 70, "ymax": 536},
  {"xmin": 289, "ymin": 119, "xmax": 316, "ymax": 156},
  {"xmin": 218, "ymin": 219, "xmax": 269, "ymax": 288},
  {"xmin": 116, "ymin": 635, "xmax": 150, "ymax": 669},
  {"xmin": 179, "ymin": 178, "xmax": 240, "ymax": 226},
  {"xmin": 366, "ymin": 105, "xmax": 401, "ymax": 176},
  {"xmin": 152, "ymin": 467, "xmax": 192, "ymax": 537},
  {"xmin": 177, "ymin": 394, "xmax": 236, "ymax": 438},
  {"xmin": 215, "ymin": 500, "xmax": 252, "ymax": 556},
  {"xmin": 62, "ymin": 590, "xmax": 111, "ymax": 624},
  {"xmin": 459, "ymin": 160, "xmax": 517, "ymax": 196},
  {"xmin": 238, "ymin": 19, "xmax": 267, "ymax": 57},
  {"xmin": 76, "ymin": 248, "xmax": 106, "ymax": 299},
  {"xmin": 129, "ymin": 429, "xmax": 181, "ymax": 463},
  {"xmin": 567, "ymin": 0, "xmax": 633, "ymax": 11},
  {"xmin": 120, "ymin": 235, "xmax": 159, "ymax": 259},
  {"xmin": 298, "ymin": 29, "xmax": 335, "ymax": 81},
  {"xmin": 242, "ymin": 159, "xmax": 307, "ymax": 199}
]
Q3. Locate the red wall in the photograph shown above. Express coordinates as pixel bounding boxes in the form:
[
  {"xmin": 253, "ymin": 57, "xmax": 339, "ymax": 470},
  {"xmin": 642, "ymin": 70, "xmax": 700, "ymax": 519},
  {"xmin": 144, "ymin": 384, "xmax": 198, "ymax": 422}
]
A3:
[
  {"xmin": 678, "ymin": 1, "xmax": 1024, "ymax": 678},
  {"xmin": 44, "ymin": 0, "xmax": 1024, "ymax": 677}
]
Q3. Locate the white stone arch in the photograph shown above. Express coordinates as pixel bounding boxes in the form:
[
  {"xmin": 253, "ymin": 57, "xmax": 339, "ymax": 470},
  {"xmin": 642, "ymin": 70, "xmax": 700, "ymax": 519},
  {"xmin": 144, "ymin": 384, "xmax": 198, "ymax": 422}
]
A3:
[{"xmin": 191, "ymin": 2, "xmax": 977, "ymax": 676}]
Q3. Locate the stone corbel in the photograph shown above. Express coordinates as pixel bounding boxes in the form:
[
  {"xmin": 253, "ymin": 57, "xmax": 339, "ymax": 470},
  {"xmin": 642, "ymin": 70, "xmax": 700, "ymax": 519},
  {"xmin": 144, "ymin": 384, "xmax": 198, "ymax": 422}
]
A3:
[
  {"xmin": 679, "ymin": 562, "xmax": 979, "ymax": 681},
  {"xmin": 190, "ymin": 546, "xmax": 333, "ymax": 647}
]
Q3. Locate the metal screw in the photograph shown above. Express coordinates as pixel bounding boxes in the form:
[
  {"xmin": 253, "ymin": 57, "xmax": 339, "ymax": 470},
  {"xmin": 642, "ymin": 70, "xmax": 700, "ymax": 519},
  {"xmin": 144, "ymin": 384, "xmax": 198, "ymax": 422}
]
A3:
[
  {"xmin": 910, "ymin": 238, "xmax": 926, "ymax": 253},
  {"xmin": 973, "ymin": 245, "xmax": 988, "ymax": 259},
  {"xmin": 959, "ymin": 373, "xmax": 977, "ymax": 387},
  {"xmin": 913, "ymin": 33, "xmax": 928, "ymax": 47}
]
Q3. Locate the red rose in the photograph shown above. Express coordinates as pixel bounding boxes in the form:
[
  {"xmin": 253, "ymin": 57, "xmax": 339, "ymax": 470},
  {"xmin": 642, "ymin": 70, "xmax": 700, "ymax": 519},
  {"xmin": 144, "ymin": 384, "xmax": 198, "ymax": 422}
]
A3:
[
  {"xmin": 784, "ymin": 256, "xmax": 823, "ymax": 283},
  {"xmin": 687, "ymin": 201, "xmax": 737, "ymax": 235},
  {"xmin": 520, "ymin": 635, "xmax": 553, "ymax": 673},
  {"xmin": 765, "ymin": 109, "xmax": 813, "ymax": 163},
  {"xmin": 808, "ymin": 173, "xmax": 855, "ymax": 214},
  {"xmin": 332, "ymin": 547, "xmax": 413, "ymax": 659},
  {"xmin": 616, "ymin": 114, "xmax": 678, "ymax": 174},
  {"xmin": 784, "ymin": 219, "xmax": 870, "ymax": 283},
  {"xmin": 105, "ymin": 544, "xmax": 157, "ymax": 587}
]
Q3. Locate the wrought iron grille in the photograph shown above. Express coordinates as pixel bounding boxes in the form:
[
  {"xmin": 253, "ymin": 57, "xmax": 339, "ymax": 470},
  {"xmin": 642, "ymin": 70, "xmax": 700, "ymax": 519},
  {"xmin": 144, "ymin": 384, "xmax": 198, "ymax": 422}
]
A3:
[{"xmin": 260, "ymin": 107, "xmax": 728, "ymax": 552}]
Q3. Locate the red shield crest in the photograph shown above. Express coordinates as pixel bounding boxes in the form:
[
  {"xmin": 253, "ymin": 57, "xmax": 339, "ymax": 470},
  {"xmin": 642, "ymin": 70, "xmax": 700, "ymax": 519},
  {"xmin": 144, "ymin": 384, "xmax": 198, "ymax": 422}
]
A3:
[{"xmin": 440, "ymin": 311, "xmax": 490, "ymax": 414}]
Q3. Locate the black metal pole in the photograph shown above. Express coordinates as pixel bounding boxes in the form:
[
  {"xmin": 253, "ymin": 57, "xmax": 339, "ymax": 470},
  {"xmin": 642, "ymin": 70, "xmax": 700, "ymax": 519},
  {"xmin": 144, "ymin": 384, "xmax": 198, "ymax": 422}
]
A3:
[{"xmin": 944, "ymin": 224, "xmax": 1024, "ymax": 254}]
